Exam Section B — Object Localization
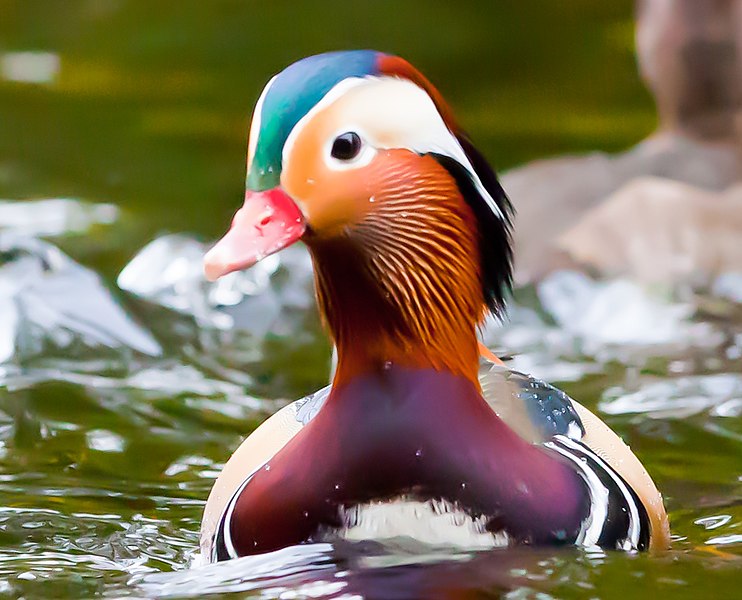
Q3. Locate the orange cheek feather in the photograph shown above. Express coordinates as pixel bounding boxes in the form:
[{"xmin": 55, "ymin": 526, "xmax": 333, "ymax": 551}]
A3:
[
  {"xmin": 280, "ymin": 105, "xmax": 396, "ymax": 236},
  {"xmin": 282, "ymin": 146, "xmax": 374, "ymax": 236},
  {"xmin": 283, "ymin": 143, "xmax": 444, "ymax": 239}
]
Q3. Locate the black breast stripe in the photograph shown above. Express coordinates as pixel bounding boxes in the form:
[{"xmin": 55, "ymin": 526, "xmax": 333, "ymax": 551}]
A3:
[
  {"xmin": 211, "ymin": 389, "xmax": 330, "ymax": 562},
  {"xmin": 547, "ymin": 436, "xmax": 650, "ymax": 551},
  {"xmin": 213, "ymin": 475, "xmax": 254, "ymax": 562}
]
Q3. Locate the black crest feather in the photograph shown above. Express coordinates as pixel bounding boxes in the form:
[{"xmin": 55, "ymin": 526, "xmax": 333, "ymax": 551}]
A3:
[{"xmin": 430, "ymin": 137, "xmax": 514, "ymax": 315}]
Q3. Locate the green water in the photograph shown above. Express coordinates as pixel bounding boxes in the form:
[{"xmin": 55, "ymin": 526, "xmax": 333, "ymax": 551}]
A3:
[{"xmin": 0, "ymin": 1, "xmax": 740, "ymax": 598}]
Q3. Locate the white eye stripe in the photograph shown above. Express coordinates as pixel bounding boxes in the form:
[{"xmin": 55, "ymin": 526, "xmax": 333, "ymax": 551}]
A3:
[
  {"xmin": 282, "ymin": 76, "xmax": 504, "ymax": 220},
  {"xmin": 282, "ymin": 77, "xmax": 370, "ymax": 175}
]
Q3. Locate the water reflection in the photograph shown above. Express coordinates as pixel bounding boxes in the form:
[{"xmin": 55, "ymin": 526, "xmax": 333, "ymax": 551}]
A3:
[{"xmin": 136, "ymin": 542, "xmax": 576, "ymax": 599}]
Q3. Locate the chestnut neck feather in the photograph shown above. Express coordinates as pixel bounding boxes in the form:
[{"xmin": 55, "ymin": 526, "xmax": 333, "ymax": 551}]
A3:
[{"xmin": 306, "ymin": 155, "xmax": 485, "ymax": 386}]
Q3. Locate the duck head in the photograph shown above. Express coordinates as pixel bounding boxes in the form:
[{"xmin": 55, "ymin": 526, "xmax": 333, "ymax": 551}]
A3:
[{"xmin": 205, "ymin": 50, "xmax": 513, "ymax": 383}]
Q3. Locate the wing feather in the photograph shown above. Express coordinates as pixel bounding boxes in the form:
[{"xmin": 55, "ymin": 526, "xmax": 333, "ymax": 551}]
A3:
[{"xmin": 479, "ymin": 355, "xmax": 669, "ymax": 551}]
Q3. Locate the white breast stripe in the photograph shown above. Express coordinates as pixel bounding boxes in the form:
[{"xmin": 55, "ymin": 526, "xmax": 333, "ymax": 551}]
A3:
[
  {"xmin": 545, "ymin": 437, "xmax": 609, "ymax": 548},
  {"xmin": 215, "ymin": 466, "xmax": 263, "ymax": 561},
  {"xmin": 556, "ymin": 436, "xmax": 641, "ymax": 550}
]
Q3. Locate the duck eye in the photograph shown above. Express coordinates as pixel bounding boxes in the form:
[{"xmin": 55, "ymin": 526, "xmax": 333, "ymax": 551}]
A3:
[{"xmin": 330, "ymin": 132, "xmax": 362, "ymax": 160}]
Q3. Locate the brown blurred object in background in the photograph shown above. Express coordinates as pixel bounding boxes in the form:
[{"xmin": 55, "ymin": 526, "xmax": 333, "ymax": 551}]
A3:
[{"xmin": 509, "ymin": 0, "xmax": 742, "ymax": 285}]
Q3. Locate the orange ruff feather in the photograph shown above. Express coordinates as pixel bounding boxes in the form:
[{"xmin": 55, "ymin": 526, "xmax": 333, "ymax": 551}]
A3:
[{"xmin": 306, "ymin": 152, "xmax": 487, "ymax": 387}]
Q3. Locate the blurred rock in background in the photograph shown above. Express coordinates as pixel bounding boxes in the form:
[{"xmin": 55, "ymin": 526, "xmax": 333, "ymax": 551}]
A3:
[{"xmin": 509, "ymin": 0, "xmax": 742, "ymax": 285}]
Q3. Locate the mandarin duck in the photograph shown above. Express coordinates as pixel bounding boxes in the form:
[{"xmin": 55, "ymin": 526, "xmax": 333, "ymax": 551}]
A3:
[{"xmin": 200, "ymin": 50, "xmax": 670, "ymax": 561}]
